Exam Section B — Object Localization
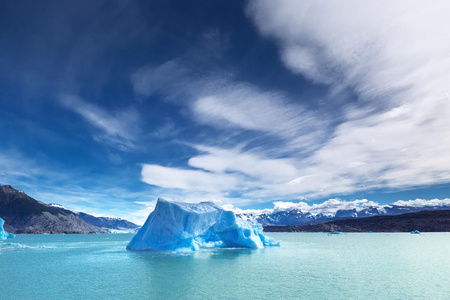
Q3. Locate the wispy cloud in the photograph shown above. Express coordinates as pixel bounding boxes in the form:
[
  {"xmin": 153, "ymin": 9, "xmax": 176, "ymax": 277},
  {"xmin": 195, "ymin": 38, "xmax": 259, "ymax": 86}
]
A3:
[
  {"xmin": 131, "ymin": 62, "xmax": 327, "ymax": 154},
  {"xmin": 243, "ymin": 0, "xmax": 450, "ymax": 197},
  {"xmin": 247, "ymin": 0, "xmax": 450, "ymax": 99},
  {"xmin": 60, "ymin": 95, "xmax": 141, "ymax": 151},
  {"xmin": 132, "ymin": 60, "xmax": 190, "ymax": 100},
  {"xmin": 150, "ymin": 118, "xmax": 180, "ymax": 139},
  {"xmin": 191, "ymin": 83, "xmax": 326, "ymax": 152},
  {"xmin": 141, "ymin": 164, "xmax": 240, "ymax": 193},
  {"xmin": 188, "ymin": 145, "xmax": 298, "ymax": 183},
  {"xmin": 132, "ymin": 2, "xmax": 450, "ymax": 204},
  {"xmin": 0, "ymin": 150, "xmax": 67, "ymax": 186}
]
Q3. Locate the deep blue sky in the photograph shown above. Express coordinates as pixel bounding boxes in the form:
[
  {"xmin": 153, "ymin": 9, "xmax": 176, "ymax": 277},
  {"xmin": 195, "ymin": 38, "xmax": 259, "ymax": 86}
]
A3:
[{"xmin": 1, "ymin": 0, "xmax": 449, "ymax": 223}]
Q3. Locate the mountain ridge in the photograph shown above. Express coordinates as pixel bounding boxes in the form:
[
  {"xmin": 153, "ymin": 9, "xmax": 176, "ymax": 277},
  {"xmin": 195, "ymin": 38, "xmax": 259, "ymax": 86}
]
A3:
[
  {"xmin": 238, "ymin": 204, "xmax": 450, "ymax": 226},
  {"xmin": 264, "ymin": 210, "xmax": 450, "ymax": 232},
  {"xmin": 77, "ymin": 212, "xmax": 139, "ymax": 231},
  {"xmin": 0, "ymin": 184, "xmax": 138, "ymax": 234}
]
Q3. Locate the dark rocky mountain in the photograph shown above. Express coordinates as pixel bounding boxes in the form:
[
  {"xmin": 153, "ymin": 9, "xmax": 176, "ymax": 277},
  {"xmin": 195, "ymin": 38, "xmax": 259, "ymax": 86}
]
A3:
[
  {"xmin": 0, "ymin": 184, "xmax": 106, "ymax": 234},
  {"xmin": 264, "ymin": 210, "xmax": 450, "ymax": 232},
  {"xmin": 77, "ymin": 212, "xmax": 139, "ymax": 230}
]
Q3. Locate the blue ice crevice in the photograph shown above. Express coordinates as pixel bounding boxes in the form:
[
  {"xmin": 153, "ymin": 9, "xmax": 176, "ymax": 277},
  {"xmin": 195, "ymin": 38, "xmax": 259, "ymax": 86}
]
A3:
[{"xmin": 127, "ymin": 199, "xmax": 279, "ymax": 251}]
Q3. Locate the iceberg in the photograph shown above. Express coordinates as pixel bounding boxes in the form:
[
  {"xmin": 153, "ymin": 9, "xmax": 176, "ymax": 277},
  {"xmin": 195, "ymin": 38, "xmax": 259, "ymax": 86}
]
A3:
[
  {"xmin": 0, "ymin": 217, "xmax": 15, "ymax": 240},
  {"xmin": 127, "ymin": 199, "xmax": 279, "ymax": 251}
]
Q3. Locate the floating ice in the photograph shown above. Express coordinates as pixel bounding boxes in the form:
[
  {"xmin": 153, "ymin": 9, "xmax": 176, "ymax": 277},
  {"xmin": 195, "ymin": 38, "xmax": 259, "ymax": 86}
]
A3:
[
  {"xmin": 0, "ymin": 217, "xmax": 15, "ymax": 240},
  {"xmin": 127, "ymin": 199, "xmax": 279, "ymax": 251}
]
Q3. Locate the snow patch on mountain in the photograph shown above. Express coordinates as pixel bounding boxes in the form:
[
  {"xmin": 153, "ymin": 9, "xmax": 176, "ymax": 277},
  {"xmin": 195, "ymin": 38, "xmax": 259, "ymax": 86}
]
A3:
[{"xmin": 230, "ymin": 198, "xmax": 450, "ymax": 226}]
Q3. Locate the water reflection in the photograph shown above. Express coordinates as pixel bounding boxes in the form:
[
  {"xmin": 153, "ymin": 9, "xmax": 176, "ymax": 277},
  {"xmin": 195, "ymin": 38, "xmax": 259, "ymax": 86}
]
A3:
[{"xmin": 124, "ymin": 247, "xmax": 266, "ymax": 299}]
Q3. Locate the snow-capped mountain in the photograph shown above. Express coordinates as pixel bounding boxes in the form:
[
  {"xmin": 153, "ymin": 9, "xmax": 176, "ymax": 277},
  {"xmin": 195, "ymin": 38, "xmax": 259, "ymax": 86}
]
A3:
[
  {"xmin": 0, "ymin": 184, "xmax": 106, "ymax": 234},
  {"xmin": 238, "ymin": 204, "xmax": 450, "ymax": 226},
  {"xmin": 0, "ymin": 184, "xmax": 139, "ymax": 234},
  {"xmin": 333, "ymin": 205, "xmax": 450, "ymax": 220},
  {"xmin": 239, "ymin": 209, "xmax": 324, "ymax": 226},
  {"xmin": 77, "ymin": 212, "xmax": 140, "ymax": 232}
]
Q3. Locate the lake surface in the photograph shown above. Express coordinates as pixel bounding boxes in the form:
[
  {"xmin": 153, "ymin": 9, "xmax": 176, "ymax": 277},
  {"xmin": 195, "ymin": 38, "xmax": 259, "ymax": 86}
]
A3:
[{"xmin": 1, "ymin": 233, "xmax": 449, "ymax": 299}]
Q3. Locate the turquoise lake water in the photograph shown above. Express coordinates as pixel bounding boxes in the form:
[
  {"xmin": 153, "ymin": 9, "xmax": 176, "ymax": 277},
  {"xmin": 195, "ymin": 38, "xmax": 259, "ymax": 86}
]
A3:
[{"xmin": 1, "ymin": 233, "xmax": 449, "ymax": 299}]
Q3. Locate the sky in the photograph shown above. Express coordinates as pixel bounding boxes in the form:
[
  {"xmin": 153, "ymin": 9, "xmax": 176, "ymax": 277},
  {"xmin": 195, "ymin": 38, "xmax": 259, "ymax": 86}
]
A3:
[{"xmin": 1, "ymin": 0, "xmax": 450, "ymax": 224}]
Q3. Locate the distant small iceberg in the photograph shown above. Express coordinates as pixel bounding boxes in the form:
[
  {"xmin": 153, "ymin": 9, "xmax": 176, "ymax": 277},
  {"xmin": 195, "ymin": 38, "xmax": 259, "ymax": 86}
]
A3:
[
  {"xmin": 0, "ymin": 217, "xmax": 15, "ymax": 240},
  {"xmin": 411, "ymin": 230, "xmax": 420, "ymax": 234},
  {"xmin": 327, "ymin": 232, "xmax": 344, "ymax": 236}
]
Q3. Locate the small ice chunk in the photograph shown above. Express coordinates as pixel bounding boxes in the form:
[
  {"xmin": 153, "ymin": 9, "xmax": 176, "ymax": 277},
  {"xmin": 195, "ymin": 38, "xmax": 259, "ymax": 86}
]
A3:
[{"xmin": 0, "ymin": 217, "xmax": 14, "ymax": 240}]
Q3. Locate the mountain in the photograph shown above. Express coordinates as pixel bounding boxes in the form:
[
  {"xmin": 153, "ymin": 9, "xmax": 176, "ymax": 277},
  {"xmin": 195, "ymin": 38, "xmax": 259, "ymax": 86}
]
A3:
[
  {"xmin": 264, "ymin": 210, "xmax": 450, "ymax": 232},
  {"xmin": 239, "ymin": 209, "xmax": 320, "ymax": 226},
  {"xmin": 77, "ymin": 212, "xmax": 139, "ymax": 231},
  {"xmin": 239, "ymin": 204, "xmax": 450, "ymax": 226},
  {"xmin": 0, "ymin": 184, "xmax": 106, "ymax": 234},
  {"xmin": 332, "ymin": 205, "xmax": 449, "ymax": 219}
]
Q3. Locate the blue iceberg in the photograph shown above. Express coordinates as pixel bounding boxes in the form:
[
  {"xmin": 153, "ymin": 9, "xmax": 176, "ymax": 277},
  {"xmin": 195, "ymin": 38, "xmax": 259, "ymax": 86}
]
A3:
[
  {"xmin": 0, "ymin": 217, "xmax": 14, "ymax": 240},
  {"xmin": 127, "ymin": 199, "xmax": 279, "ymax": 251}
]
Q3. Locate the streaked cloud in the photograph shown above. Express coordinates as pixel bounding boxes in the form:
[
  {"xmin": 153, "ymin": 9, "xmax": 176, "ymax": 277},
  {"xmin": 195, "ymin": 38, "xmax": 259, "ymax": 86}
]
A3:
[
  {"xmin": 188, "ymin": 145, "xmax": 298, "ymax": 183},
  {"xmin": 141, "ymin": 164, "xmax": 240, "ymax": 193},
  {"xmin": 243, "ymin": 0, "xmax": 450, "ymax": 198},
  {"xmin": 191, "ymin": 83, "xmax": 326, "ymax": 152},
  {"xmin": 134, "ymin": 2, "xmax": 450, "ymax": 204},
  {"xmin": 132, "ymin": 60, "xmax": 189, "ymax": 99},
  {"xmin": 60, "ymin": 95, "xmax": 141, "ymax": 151},
  {"xmin": 0, "ymin": 151, "xmax": 68, "ymax": 187},
  {"xmin": 132, "ymin": 62, "xmax": 328, "ymax": 152}
]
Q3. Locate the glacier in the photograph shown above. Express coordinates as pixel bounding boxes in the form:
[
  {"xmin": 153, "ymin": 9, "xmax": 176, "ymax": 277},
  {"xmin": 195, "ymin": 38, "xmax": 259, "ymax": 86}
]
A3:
[
  {"xmin": 0, "ymin": 217, "xmax": 15, "ymax": 240},
  {"xmin": 127, "ymin": 199, "xmax": 279, "ymax": 251}
]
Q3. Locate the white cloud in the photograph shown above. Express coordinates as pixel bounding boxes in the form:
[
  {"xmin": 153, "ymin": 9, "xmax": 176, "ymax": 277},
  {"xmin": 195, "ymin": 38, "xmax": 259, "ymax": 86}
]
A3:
[
  {"xmin": 188, "ymin": 145, "xmax": 298, "ymax": 183},
  {"xmin": 132, "ymin": 62, "xmax": 328, "ymax": 154},
  {"xmin": 133, "ymin": 64, "xmax": 332, "ymax": 201},
  {"xmin": 60, "ymin": 95, "xmax": 140, "ymax": 150},
  {"xmin": 135, "ymin": 3, "xmax": 450, "ymax": 202},
  {"xmin": 393, "ymin": 198, "xmax": 450, "ymax": 207},
  {"xmin": 192, "ymin": 84, "xmax": 322, "ymax": 140},
  {"xmin": 141, "ymin": 164, "xmax": 240, "ymax": 193},
  {"xmin": 243, "ymin": 0, "xmax": 450, "ymax": 198},
  {"xmin": 247, "ymin": 1, "xmax": 450, "ymax": 99}
]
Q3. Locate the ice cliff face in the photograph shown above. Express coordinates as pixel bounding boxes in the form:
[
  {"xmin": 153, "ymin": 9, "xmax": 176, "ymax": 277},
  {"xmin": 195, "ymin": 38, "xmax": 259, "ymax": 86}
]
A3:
[
  {"xmin": 0, "ymin": 217, "xmax": 14, "ymax": 240},
  {"xmin": 127, "ymin": 199, "xmax": 279, "ymax": 251}
]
